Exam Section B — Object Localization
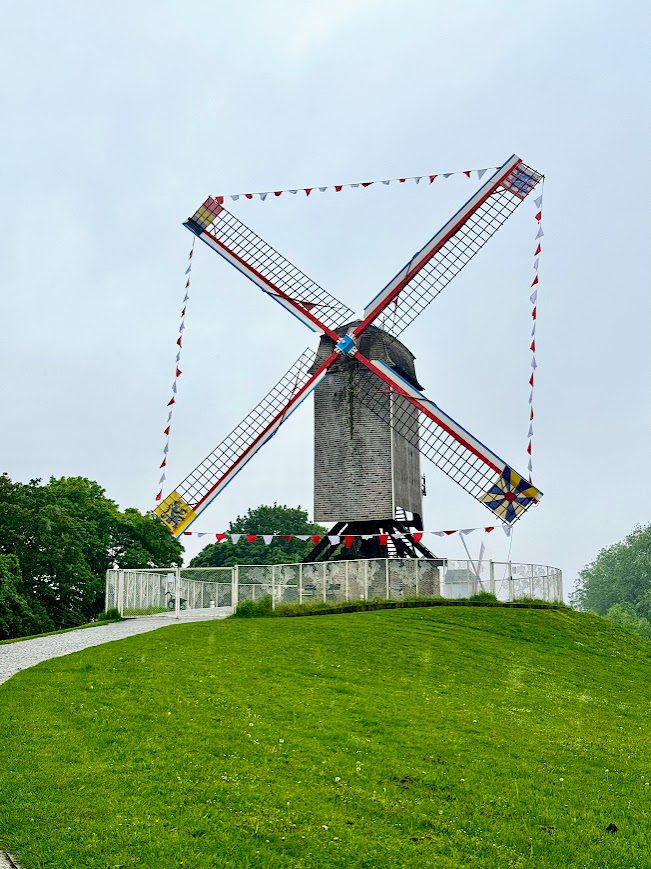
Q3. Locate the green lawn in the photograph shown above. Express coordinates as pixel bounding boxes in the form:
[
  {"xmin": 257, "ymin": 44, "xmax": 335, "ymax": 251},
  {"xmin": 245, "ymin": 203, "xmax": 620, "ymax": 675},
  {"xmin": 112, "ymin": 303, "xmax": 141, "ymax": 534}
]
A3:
[{"xmin": 0, "ymin": 608, "xmax": 649, "ymax": 868}]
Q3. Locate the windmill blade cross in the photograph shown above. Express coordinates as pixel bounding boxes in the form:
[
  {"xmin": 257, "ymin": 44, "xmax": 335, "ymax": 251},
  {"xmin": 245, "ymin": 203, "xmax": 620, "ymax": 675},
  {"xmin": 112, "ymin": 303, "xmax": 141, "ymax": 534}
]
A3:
[
  {"xmin": 155, "ymin": 348, "xmax": 337, "ymax": 536},
  {"xmin": 184, "ymin": 199, "xmax": 355, "ymax": 339},
  {"xmin": 351, "ymin": 353, "xmax": 541, "ymax": 524},
  {"xmin": 354, "ymin": 156, "xmax": 543, "ymax": 339}
]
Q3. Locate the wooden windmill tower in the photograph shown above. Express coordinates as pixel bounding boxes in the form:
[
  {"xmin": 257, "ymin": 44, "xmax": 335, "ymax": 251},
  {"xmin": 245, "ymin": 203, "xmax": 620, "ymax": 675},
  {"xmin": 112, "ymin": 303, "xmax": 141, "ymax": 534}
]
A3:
[{"xmin": 155, "ymin": 155, "xmax": 544, "ymax": 558}]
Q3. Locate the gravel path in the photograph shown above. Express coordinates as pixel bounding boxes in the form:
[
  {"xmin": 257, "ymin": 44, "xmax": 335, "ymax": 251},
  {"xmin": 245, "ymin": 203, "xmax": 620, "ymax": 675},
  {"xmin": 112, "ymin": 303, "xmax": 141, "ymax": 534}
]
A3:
[{"xmin": 0, "ymin": 609, "xmax": 232, "ymax": 687}]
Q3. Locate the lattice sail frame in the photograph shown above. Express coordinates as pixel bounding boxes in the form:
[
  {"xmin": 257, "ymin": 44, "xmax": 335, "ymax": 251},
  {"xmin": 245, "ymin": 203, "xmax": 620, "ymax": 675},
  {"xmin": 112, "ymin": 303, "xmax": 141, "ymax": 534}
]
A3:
[
  {"xmin": 157, "ymin": 348, "xmax": 332, "ymax": 535},
  {"xmin": 348, "ymin": 357, "xmax": 541, "ymax": 524},
  {"xmin": 156, "ymin": 155, "xmax": 543, "ymax": 535}
]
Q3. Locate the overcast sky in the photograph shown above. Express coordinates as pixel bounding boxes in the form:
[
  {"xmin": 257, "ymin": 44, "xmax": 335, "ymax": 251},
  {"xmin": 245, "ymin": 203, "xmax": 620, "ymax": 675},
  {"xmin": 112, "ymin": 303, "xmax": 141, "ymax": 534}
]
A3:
[{"xmin": 1, "ymin": 1, "xmax": 649, "ymax": 594}]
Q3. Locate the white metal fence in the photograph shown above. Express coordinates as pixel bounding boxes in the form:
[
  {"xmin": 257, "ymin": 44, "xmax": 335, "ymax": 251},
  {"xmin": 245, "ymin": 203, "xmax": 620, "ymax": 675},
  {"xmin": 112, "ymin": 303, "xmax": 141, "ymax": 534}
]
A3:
[{"xmin": 105, "ymin": 559, "xmax": 562, "ymax": 617}]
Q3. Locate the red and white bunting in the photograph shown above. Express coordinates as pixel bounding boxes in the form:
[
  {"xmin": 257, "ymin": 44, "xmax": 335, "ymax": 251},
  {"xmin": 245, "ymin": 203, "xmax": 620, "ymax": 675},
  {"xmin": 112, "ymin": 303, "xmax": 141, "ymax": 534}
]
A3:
[
  {"xmin": 179, "ymin": 524, "xmax": 511, "ymax": 541},
  {"xmin": 155, "ymin": 239, "xmax": 195, "ymax": 502},
  {"xmin": 212, "ymin": 167, "xmax": 497, "ymax": 204},
  {"xmin": 528, "ymin": 185, "xmax": 544, "ymax": 482}
]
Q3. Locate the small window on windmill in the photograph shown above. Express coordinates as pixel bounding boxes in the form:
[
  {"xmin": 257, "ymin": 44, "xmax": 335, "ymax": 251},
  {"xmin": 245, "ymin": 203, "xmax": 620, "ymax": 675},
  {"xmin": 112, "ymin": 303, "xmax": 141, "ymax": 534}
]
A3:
[{"xmin": 421, "ymin": 475, "xmax": 427, "ymax": 496}]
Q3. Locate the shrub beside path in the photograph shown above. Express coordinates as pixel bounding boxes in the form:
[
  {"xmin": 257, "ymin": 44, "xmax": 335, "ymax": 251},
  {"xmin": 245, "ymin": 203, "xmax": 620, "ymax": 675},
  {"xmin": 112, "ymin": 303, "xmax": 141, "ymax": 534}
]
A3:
[{"xmin": 0, "ymin": 609, "xmax": 232, "ymax": 687}]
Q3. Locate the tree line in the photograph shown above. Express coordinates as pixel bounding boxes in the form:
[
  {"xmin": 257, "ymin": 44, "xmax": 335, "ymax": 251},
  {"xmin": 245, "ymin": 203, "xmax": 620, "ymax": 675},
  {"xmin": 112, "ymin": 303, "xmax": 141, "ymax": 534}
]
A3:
[{"xmin": 0, "ymin": 474, "xmax": 181, "ymax": 639}]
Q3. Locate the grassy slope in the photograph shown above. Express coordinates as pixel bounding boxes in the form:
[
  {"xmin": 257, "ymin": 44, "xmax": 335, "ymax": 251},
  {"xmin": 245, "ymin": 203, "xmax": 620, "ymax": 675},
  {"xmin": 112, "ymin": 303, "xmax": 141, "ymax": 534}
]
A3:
[{"xmin": 0, "ymin": 608, "xmax": 649, "ymax": 868}]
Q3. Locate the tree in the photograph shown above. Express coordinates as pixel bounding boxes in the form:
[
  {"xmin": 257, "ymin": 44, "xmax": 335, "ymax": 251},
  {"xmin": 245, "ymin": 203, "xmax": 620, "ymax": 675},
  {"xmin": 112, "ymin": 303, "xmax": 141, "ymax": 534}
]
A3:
[
  {"xmin": 571, "ymin": 524, "xmax": 651, "ymax": 616},
  {"xmin": 190, "ymin": 504, "xmax": 327, "ymax": 567},
  {"xmin": 0, "ymin": 473, "xmax": 182, "ymax": 632},
  {"xmin": 0, "ymin": 554, "xmax": 52, "ymax": 640}
]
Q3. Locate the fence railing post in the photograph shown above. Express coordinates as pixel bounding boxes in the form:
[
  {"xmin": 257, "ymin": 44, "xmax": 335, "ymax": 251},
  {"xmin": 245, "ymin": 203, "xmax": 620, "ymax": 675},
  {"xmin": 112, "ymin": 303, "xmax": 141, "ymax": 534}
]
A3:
[
  {"xmin": 489, "ymin": 560, "xmax": 495, "ymax": 597},
  {"xmin": 175, "ymin": 566, "xmax": 181, "ymax": 619},
  {"xmin": 272, "ymin": 565, "xmax": 276, "ymax": 611},
  {"xmin": 530, "ymin": 563, "xmax": 535, "ymax": 600},
  {"xmin": 231, "ymin": 565, "xmax": 238, "ymax": 609},
  {"xmin": 385, "ymin": 558, "xmax": 390, "ymax": 600},
  {"xmin": 323, "ymin": 562, "xmax": 327, "ymax": 603},
  {"xmin": 117, "ymin": 570, "xmax": 124, "ymax": 616},
  {"xmin": 415, "ymin": 560, "xmax": 420, "ymax": 597},
  {"xmin": 364, "ymin": 560, "xmax": 369, "ymax": 601},
  {"xmin": 299, "ymin": 563, "xmax": 303, "ymax": 605},
  {"xmin": 508, "ymin": 561, "xmax": 513, "ymax": 602},
  {"xmin": 345, "ymin": 561, "xmax": 349, "ymax": 602}
]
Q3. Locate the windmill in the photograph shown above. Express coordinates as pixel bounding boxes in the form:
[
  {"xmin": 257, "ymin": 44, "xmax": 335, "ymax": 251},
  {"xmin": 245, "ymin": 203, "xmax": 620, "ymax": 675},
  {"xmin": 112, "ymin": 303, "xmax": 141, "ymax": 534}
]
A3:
[{"xmin": 155, "ymin": 154, "xmax": 544, "ymax": 559}]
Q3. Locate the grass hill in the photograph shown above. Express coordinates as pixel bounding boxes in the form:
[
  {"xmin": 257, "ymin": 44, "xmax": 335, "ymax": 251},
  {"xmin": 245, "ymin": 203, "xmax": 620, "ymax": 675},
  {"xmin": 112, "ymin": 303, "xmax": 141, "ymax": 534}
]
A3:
[{"xmin": 0, "ymin": 607, "xmax": 649, "ymax": 868}]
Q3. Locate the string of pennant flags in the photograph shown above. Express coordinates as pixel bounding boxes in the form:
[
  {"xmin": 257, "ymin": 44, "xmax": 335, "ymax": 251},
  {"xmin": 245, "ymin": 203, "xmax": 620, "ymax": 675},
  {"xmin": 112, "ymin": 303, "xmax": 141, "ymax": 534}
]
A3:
[
  {"xmin": 154, "ymin": 163, "xmax": 545, "ymax": 512},
  {"xmin": 178, "ymin": 524, "xmax": 514, "ymax": 545},
  {"xmin": 155, "ymin": 239, "xmax": 195, "ymax": 503},
  {"xmin": 528, "ymin": 187, "xmax": 544, "ymax": 482},
  {"xmin": 209, "ymin": 166, "xmax": 499, "ymax": 204}
]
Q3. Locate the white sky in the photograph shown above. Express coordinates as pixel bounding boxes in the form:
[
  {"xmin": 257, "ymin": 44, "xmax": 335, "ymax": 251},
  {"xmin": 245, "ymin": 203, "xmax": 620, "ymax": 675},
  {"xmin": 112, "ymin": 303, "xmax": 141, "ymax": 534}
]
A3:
[{"xmin": 1, "ymin": 1, "xmax": 649, "ymax": 595}]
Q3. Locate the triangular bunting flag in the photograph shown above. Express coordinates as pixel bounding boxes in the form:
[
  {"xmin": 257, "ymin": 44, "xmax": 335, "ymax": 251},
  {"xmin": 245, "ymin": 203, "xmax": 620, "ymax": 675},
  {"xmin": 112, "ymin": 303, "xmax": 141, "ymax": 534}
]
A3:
[
  {"xmin": 428, "ymin": 175, "xmax": 437, "ymax": 183},
  {"xmin": 531, "ymin": 306, "xmax": 537, "ymax": 320},
  {"xmin": 231, "ymin": 534, "xmax": 241, "ymax": 544},
  {"xmin": 304, "ymin": 188, "xmax": 312, "ymax": 196},
  {"xmin": 503, "ymin": 525, "xmax": 512, "ymax": 537},
  {"xmin": 477, "ymin": 168, "xmax": 488, "ymax": 180},
  {"xmin": 535, "ymin": 210, "xmax": 542, "ymax": 221},
  {"xmin": 529, "ymin": 373, "xmax": 534, "ymax": 387},
  {"xmin": 531, "ymin": 356, "xmax": 538, "ymax": 369},
  {"xmin": 344, "ymin": 535, "xmax": 355, "ymax": 548},
  {"xmin": 528, "ymin": 423, "xmax": 534, "ymax": 437},
  {"xmin": 535, "ymin": 226, "xmax": 544, "ymax": 239},
  {"xmin": 413, "ymin": 532, "xmax": 423, "ymax": 543},
  {"xmin": 484, "ymin": 526, "xmax": 495, "ymax": 533},
  {"xmin": 246, "ymin": 534, "xmax": 257, "ymax": 542},
  {"xmin": 166, "ymin": 397, "xmax": 175, "ymax": 407},
  {"xmin": 311, "ymin": 535, "xmax": 321, "ymax": 545},
  {"xmin": 334, "ymin": 186, "xmax": 343, "ymax": 193},
  {"xmin": 328, "ymin": 535, "xmax": 341, "ymax": 544},
  {"xmin": 230, "ymin": 194, "xmax": 239, "ymax": 201},
  {"xmin": 531, "ymin": 274, "xmax": 539, "ymax": 287},
  {"xmin": 534, "ymin": 195, "xmax": 543, "ymax": 208},
  {"xmin": 262, "ymin": 535, "xmax": 273, "ymax": 545},
  {"xmin": 216, "ymin": 533, "xmax": 226, "ymax": 541},
  {"xmin": 259, "ymin": 193, "xmax": 268, "ymax": 201},
  {"xmin": 534, "ymin": 243, "xmax": 541, "ymax": 255},
  {"xmin": 378, "ymin": 533, "xmax": 389, "ymax": 546}
]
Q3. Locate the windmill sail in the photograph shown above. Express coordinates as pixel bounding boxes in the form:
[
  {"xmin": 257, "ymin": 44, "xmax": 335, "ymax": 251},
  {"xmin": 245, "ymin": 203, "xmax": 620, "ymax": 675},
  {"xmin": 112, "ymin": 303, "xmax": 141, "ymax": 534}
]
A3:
[
  {"xmin": 156, "ymin": 348, "xmax": 329, "ymax": 536},
  {"xmin": 350, "ymin": 357, "xmax": 541, "ymax": 524},
  {"xmin": 184, "ymin": 200, "xmax": 355, "ymax": 336},
  {"xmin": 356, "ymin": 157, "xmax": 543, "ymax": 338}
]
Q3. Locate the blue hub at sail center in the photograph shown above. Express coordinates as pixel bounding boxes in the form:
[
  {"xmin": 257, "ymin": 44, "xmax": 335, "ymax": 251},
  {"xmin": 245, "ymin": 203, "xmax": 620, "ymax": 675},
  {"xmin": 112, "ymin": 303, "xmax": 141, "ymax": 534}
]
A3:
[{"xmin": 335, "ymin": 333, "xmax": 357, "ymax": 356}]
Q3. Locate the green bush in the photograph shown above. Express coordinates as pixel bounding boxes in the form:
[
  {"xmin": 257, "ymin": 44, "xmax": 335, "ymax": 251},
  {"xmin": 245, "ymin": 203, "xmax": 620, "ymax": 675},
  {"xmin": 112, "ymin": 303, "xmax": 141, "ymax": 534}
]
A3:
[
  {"xmin": 606, "ymin": 603, "xmax": 651, "ymax": 640},
  {"xmin": 97, "ymin": 608, "xmax": 122, "ymax": 622},
  {"xmin": 468, "ymin": 591, "xmax": 499, "ymax": 603},
  {"xmin": 233, "ymin": 595, "xmax": 274, "ymax": 618}
]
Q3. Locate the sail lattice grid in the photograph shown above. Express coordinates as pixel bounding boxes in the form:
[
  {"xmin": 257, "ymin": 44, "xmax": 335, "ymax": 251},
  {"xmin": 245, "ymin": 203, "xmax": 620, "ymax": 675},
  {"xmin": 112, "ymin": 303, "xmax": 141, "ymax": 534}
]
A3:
[
  {"xmin": 176, "ymin": 348, "xmax": 317, "ymax": 508},
  {"xmin": 377, "ymin": 163, "xmax": 543, "ymax": 337}
]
